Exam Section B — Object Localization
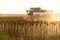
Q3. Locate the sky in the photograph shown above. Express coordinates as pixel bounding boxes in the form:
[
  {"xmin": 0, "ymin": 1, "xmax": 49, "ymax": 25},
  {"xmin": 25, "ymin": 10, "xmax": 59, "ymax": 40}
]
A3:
[{"xmin": 0, "ymin": 0, "xmax": 60, "ymax": 14}]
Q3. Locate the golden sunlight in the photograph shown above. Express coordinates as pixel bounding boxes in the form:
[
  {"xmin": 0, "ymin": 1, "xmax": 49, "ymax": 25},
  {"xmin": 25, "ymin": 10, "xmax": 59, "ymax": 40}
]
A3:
[
  {"xmin": 0, "ymin": 0, "xmax": 60, "ymax": 14},
  {"xmin": 49, "ymin": 13, "xmax": 60, "ymax": 21}
]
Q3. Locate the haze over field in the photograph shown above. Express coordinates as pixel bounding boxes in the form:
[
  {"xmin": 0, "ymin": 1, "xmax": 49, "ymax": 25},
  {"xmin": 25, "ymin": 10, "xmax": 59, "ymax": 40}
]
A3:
[{"xmin": 0, "ymin": 13, "xmax": 60, "ymax": 22}]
